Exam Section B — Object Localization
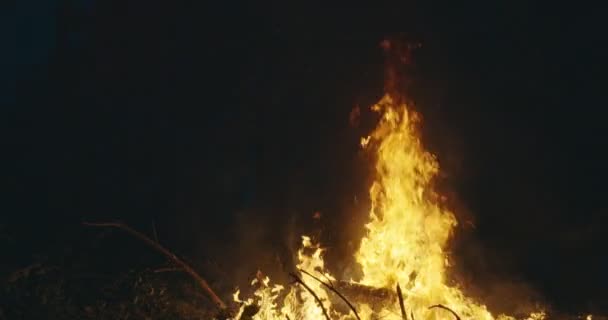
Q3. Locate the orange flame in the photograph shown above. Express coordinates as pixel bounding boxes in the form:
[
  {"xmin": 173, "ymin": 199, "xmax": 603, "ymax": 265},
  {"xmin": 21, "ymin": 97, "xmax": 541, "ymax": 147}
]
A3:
[{"xmin": 232, "ymin": 54, "xmax": 545, "ymax": 320}]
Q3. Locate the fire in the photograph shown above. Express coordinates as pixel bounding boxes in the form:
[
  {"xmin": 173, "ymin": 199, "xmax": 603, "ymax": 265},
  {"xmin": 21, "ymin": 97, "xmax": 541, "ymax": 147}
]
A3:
[
  {"xmin": 234, "ymin": 236, "xmax": 334, "ymax": 319},
  {"xmin": 353, "ymin": 94, "xmax": 498, "ymax": 320},
  {"xmin": 232, "ymin": 63, "xmax": 544, "ymax": 320}
]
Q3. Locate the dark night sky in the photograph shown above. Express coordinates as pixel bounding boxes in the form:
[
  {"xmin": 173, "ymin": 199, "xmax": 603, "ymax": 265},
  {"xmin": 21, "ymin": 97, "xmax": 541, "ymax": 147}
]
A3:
[{"xmin": 6, "ymin": 0, "xmax": 608, "ymax": 315}]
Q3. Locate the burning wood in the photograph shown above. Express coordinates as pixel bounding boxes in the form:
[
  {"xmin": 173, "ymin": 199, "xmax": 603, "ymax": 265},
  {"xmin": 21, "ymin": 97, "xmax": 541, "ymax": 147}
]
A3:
[
  {"xmin": 428, "ymin": 304, "xmax": 462, "ymax": 320},
  {"xmin": 397, "ymin": 284, "xmax": 407, "ymax": 320},
  {"xmin": 333, "ymin": 280, "xmax": 394, "ymax": 306}
]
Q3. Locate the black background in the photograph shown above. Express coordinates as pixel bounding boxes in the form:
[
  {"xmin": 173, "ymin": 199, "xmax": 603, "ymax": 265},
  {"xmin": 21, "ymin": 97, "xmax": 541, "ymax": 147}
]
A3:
[{"xmin": 7, "ymin": 0, "xmax": 607, "ymax": 315}]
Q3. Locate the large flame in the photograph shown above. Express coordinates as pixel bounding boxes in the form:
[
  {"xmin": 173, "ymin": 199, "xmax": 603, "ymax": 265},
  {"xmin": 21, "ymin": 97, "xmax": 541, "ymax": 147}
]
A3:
[
  {"xmin": 232, "ymin": 92, "xmax": 543, "ymax": 320},
  {"xmin": 355, "ymin": 94, "xmax": 496, "ymax": 320}
]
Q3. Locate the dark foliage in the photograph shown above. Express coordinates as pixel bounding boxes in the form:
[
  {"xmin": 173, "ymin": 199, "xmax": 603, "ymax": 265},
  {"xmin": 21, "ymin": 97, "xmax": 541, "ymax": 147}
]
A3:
[{"xmin": 1, "ymin": 263, "xmax": 216, "ymax": 320}]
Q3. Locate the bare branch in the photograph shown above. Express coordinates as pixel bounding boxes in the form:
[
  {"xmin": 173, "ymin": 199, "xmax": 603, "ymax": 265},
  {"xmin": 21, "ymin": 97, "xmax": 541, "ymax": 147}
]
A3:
[
  {"xmin": 151, "ymin": 220, "xmax": 159, "ymax": 243},
  {"xmin": 83, "ymin": 221, "xmax": 227, "ymax": 310},
  {"xmin": 428, "ymin": 304, "xmax": 461, "ymax": 320},
  {"xmin": 299, "ymin": 269, "xmax": 360, "ymax": 320},
  {"xmin": 153, "ymin": 267, "xmax": 182, "ymax": 273},
  {"xmin": 289, "ymin": 272, "xmax": 331, "ymax": 320},
  {"xmin": 396, "ymin": 284, "xmax": 407, "ymax": 320},
  {"xmin": 318, "ymin": 271, "xmax": 336, "ymax": 288}
]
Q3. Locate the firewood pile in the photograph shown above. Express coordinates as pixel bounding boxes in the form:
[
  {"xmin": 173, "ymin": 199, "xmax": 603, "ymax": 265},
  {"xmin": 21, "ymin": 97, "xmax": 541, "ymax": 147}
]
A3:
[{"xmin": 3, "ymin": 221, "xmax": 603, "ymax": 320}]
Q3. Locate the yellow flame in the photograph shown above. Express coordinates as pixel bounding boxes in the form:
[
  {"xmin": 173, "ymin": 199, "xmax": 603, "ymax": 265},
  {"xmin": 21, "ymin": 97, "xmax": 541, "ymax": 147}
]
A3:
[
  {"xmin": 234, "ymin": 236, "xmax": 332, "ymax": 319},
  {"xmin": 352, "ymin": 94, "xmax": 494, "ymax": 319},
  {"xmin": 232, "ymin": 94, "xmax": 545, "ymax": 320}
]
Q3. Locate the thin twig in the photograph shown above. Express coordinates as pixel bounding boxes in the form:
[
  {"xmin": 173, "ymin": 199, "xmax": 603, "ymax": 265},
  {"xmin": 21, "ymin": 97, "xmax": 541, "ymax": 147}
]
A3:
[
  {"xmin": 151, "ymin": 220, "xmax": 159, "ymax": 243},
  {"xmin": 299, "ymin": 269, "xmax": 360, "ymax": 320},
  {"xmin": 318, "ymin": 271, "xmax": 336, "ymax": 288},
  {"xmin": 411, "ymin": 311, "xmax": 415, "ymax": 320},
  {"xmin": 154, "ymin": 267, "xmax": 182, "ymax": 273},
  {"xmin": 396, "ymin": 284, "xmax": 407, "ymax": 320},
  {"xmin": 83, "ymin": 221, "xmax": 227, "ymax": 310},
  {"xmin": 289, "ymin": 272, "xmax": 331, "ymax": 320},
  {"xmin": 428, "ymin": 304, "xmax": 461, "ymax": 320}
]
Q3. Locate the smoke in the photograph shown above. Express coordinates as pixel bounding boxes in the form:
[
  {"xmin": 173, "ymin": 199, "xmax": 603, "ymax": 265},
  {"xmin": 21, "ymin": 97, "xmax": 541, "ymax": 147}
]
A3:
[
  {"xmin": 422, "ymin": 101, "xmax": 548, "ymax": 316},
  {"xmin": 449, "ymin": 225, "xmax": 547, "ymax": 316}
]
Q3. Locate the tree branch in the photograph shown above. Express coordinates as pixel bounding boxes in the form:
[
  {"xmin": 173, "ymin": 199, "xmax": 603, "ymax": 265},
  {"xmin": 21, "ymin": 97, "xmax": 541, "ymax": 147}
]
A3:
[
  {"xmin": 153, "ymin": 267, "xmax": 182, "ymax": 273},
  {"xmin": 396, "ymin": 284, "xmax": 407, "ymax": 320},
  {"xmin": 428, "ymin": 304, "xmax": 461, "ymax": 320},
  {"xmin": 289, "ymin": 272, "xmax": 331, "ymax": 320},
  {"xmin": 299, "ymin": 268, "xmax": 360, "ymax": 320},
  {"xmin": 83, "ymin": 221, "xmax": 227, "ymax": 310}
]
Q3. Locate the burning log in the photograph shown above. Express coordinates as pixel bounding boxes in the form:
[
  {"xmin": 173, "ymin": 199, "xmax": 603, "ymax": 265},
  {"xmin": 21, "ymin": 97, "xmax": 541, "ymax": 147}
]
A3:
[
  {"xmin": 334, "ymin": 280, "xmax": 395, "ymax": 305},
  {"xmin": 83, "ymin": 221, "xmax": 227, "ymax": 311}
]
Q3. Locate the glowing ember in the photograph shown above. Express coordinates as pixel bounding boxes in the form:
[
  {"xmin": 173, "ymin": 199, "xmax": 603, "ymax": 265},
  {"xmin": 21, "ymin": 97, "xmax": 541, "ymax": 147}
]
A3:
[{"xmin": 232, "ymin": 56, "xmax": 545, "ymax": 320}]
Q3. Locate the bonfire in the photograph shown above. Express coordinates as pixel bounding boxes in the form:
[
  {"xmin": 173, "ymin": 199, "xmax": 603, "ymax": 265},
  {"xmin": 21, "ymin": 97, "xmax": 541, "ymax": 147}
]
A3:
[
  {"xmin": 230, "ymin": 39, "xmax": 538, "ymax": 320},
  {"xmin": 82, "ymin": 40, "xmax": 597, "ymax": 320}
]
